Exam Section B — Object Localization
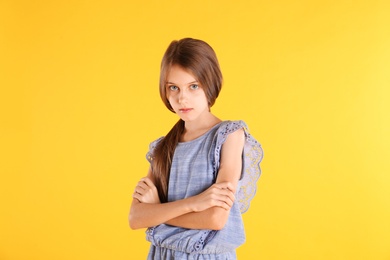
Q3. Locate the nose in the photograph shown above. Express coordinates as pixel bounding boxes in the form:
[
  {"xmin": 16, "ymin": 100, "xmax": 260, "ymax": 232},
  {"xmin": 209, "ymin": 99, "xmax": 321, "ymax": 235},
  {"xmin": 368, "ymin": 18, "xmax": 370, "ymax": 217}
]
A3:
[{"xmin": 178, "ymin": 89, "xmax": 188, "ymax": 104}]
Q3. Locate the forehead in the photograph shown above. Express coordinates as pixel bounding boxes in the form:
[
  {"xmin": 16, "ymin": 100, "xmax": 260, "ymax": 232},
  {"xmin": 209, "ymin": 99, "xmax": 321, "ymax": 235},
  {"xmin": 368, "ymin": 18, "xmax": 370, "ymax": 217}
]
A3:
[{"xmin": 166, "ymin": 65, "xmax": 197, "ymax": 84}]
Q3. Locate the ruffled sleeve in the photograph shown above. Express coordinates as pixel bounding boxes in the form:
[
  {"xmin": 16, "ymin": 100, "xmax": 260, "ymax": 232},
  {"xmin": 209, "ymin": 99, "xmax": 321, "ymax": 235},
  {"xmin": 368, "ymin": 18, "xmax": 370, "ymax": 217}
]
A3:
[
  {"xmin": 146, "ymin": 137, "xmax": 164, "ymax": 164},
  {"xmin": 213, "ymin": 120, "xmax": 264, "ymax": 214}
]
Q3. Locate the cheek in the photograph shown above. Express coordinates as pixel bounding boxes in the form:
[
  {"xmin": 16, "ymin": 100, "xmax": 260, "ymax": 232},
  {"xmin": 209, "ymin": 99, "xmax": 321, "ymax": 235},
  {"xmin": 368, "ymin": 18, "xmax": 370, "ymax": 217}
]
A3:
[
  {"xmin": 167, "ymin": 95, "xmax": 176, "ymax": 106},
  {"xmin": 198, "ymin": 92, "xmax": 209, "ymax": 106}
]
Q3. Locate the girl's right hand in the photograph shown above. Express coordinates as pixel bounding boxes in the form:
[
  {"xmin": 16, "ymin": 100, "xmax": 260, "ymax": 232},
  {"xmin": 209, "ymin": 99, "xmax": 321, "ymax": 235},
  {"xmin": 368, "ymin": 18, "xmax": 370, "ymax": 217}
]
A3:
[
  {"xmin": 133, "ymin": 177, "xmax": 161, "ymax": 204},
  {"xmin": 189, "ymin": 182, "xmax": 235, "ymax": 212}
]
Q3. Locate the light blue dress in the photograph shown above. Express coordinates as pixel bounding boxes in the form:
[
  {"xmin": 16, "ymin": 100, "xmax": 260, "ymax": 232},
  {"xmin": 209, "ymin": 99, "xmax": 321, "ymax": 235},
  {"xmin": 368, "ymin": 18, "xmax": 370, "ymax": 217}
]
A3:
[{"xmin": 145, "ymin": 120, "xmax": 263, "ymax": 260}]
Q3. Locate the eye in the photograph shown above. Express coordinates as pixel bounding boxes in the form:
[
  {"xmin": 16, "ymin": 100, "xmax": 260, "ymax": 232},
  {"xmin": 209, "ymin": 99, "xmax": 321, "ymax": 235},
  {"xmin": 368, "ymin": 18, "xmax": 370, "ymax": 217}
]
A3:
[
  {"xmin": 190, "ymin": 84, "xmax": 199, "ymax": 90},
  {"xmin": 169, "ymin": 85, "xmax": 178, "ymax": 91}
]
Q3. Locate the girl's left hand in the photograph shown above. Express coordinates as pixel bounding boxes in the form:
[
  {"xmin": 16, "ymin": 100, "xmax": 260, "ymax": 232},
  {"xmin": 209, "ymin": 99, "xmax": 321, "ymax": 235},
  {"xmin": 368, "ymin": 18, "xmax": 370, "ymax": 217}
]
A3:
[{"xmin": 133, "ymin": 177, "xmax": 160, "ymax": 204}]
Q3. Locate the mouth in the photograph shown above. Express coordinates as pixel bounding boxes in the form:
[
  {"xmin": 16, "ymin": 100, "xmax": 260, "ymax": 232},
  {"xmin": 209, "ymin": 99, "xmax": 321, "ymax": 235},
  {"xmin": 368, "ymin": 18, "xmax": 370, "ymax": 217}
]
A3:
[{"xmin": 179, "ymin": 108, "xmax": 193, "ymax": 113}]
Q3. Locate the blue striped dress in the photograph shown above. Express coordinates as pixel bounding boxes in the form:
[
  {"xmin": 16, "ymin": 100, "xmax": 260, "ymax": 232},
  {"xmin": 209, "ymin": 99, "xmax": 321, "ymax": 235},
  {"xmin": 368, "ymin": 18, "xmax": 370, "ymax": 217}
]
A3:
[{"xmin": 145, "ymin": 121, "xmax": 263, "ymax": 260}]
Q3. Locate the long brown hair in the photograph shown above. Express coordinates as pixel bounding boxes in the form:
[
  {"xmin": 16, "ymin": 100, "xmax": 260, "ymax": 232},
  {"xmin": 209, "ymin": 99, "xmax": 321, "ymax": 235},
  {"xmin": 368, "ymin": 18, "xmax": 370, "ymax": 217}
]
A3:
[{"xmin": 152, "ymin": 38, "xmax": 223, "ymax": 202}]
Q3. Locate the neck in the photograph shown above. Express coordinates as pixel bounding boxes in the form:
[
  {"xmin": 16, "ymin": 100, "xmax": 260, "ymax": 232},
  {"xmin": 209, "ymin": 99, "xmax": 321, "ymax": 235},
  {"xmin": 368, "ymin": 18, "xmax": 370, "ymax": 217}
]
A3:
[{"xmin": 181, "ymin": 112, "xmax": 221, "ymax": 142}]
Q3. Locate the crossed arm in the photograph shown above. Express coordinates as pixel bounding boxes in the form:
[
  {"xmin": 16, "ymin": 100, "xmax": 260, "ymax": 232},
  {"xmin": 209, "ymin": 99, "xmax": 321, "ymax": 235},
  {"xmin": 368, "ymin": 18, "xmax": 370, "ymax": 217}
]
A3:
[{"xmin": 128, "ymin": 129, "xmax": 245, "ymax": 231}]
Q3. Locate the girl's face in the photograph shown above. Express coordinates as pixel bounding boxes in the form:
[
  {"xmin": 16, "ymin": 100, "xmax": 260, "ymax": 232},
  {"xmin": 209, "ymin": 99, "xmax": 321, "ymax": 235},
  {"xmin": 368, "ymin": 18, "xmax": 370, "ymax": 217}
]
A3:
[{"xmin": 166, "ymin": 65, "xmax": 210, "ymax": 123}]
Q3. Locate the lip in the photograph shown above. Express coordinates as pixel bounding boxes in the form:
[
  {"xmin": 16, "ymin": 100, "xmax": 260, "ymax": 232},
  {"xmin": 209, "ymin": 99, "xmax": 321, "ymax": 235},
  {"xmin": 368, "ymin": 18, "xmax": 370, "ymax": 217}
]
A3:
[{"xmin": 179, "ymin": 108, "xmax": 193, "ymax": 113}]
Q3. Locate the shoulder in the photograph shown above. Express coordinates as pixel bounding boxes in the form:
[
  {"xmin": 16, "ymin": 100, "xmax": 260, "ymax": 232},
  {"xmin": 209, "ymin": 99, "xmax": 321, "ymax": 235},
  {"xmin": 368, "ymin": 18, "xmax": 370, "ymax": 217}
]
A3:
[
  {"xmin": 217, "ymin": 120, "xmax": 249, "ymax": 132},
  {"xmin": 216, "ymin": 120, "xmax": 261, "ymax": 147},
  {"xmin": 212, "ymin": 120, "xmax": 262, "ymax": 171},
  {"xmin": 146, "ymin": 136, "xmax": 164, "ymax": 163},
  {"xmin": 216, "ymin": 121, "xmax": 246, "ymax": 158},
  {"xmin": 148, "ymin": 136, "xmax": 164, "ymax": 149},
  {"xmin": 212, "ymin": 120, "xmax": 247, "ymax": 167},
  {"xmin": 215, "ymin": 120, "xmax": 249, "ymax": 141}
]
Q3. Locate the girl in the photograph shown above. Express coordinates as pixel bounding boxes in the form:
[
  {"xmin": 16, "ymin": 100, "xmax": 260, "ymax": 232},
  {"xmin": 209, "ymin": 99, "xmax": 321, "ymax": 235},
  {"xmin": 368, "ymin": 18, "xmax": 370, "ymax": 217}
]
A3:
[{"xmin": 129, "ymin": 38, "xmax": 263, "ymax": 259}]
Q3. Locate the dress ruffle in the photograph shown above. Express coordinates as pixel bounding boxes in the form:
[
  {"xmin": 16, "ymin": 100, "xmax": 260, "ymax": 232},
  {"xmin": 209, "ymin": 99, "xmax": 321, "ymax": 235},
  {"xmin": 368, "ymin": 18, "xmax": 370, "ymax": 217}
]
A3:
[
  {"xmin": 146, "ymin": 136, "xmax": 163, "ymax": 164},
  {"xmin": 213, "ymin": 120, "xmax": 263, "ymax": 213}
]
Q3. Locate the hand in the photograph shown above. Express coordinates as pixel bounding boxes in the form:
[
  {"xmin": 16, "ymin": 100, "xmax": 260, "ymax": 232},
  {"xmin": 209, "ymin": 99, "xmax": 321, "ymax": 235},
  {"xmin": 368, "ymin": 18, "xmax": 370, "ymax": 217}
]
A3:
[
  {"xmin": 133, "ymin": 177, "xmax": 160, "ymax": 204},
  {"xmin": 189, "ymin": 182, "xmax": 235, "ymax": 212}
]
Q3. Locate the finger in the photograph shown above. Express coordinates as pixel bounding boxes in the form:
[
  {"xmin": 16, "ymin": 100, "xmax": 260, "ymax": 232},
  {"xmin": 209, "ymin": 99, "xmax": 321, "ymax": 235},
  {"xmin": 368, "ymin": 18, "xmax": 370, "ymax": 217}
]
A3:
[
  {"xmin": 220, "ymin": 190, "xmax": 236, "ymax": 205},
  {"xmin": 214, "ymin": 182, "xmax": 235, "ymax": 193},
  {"xmin": 222, "ymin": 196, "xmax": 234, "ymax": 209},
  {"xmin": 218, "ymin": 200, "xmax": 230, "ymax": 211},
  {"xmin": 208, "ymin": 192, "xmax": 233, "ymax": 209},
  {"xmin": 220, "ymin": 193, "xmax": 235, "ymax": 208},
  {"xmin": 226, "ymin": 191, "xmax": 235, "ymax": 203},
  {"xmin": 216, "ymin": 188, "xmax": 236, "ymax": 203},
  {"xmin": 133, "ymin": 192, "xmax": 141, "ymax": 200},
  {"xmin": 137, "ymin": 181, "xmax": 149, "ymax": 191},
  {"xmin": 134, "ymin": 186, "xmax": 143, "ymax": 195},
  {"xmin": 207, "ymin": 186, "xmax": 235, "ymax": 205},
  {"xmin": 225, "ymin": 195, "xmax": 234, "ymax": 207},
  {"xmin": 134, "ymin": 194, "xmax": 147, "ymax": 204},
  {"xmin": 142, "ymin": 177, "xmax": 156, "ymax": 188},
  {"xmin": 225, "ymin": 182, "xmax": 235, "ymax": 193}
]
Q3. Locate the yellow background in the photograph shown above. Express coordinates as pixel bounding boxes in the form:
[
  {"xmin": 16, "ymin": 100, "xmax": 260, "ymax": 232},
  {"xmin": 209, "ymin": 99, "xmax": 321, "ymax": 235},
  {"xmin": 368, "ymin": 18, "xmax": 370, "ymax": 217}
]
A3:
[{"xmin": 1, "ymin": 0, "xmax": 389, "ymax": 259}]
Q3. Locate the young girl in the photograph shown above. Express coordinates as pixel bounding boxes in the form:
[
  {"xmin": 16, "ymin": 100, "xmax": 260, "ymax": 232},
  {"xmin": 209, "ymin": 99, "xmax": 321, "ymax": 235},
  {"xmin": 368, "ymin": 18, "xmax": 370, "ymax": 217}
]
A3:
[{"xmin": 129, "ymin": 38, "xmax": 263, "ymax": 259}]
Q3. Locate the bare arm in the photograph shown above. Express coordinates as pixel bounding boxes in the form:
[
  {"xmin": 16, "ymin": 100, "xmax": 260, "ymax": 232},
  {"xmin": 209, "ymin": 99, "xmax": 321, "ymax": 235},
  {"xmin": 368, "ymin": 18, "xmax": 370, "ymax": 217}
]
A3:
[
  {"xmin": 129, "ymin": 128, "xmax": 245, "ymax": 230},
  {"xmin": 165, "ymin": 128, "xmax": 245, "ymax": 230},
  {"xmin": 129, "ymin": 170, "xmax": 235, "ymax": 230}
]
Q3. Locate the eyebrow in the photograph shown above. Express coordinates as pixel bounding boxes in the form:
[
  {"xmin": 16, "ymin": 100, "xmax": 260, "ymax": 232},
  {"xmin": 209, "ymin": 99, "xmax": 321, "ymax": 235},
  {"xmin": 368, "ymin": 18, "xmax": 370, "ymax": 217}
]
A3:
[{"xmin": 166, "ymin": 81, "xmax": 198, "ymax": 85}]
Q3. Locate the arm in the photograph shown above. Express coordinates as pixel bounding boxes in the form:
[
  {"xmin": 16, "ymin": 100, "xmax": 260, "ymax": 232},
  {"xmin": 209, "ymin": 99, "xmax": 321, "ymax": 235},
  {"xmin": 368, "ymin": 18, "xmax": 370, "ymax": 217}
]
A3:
[
  {"xmin": 165, "ymin": 128, "xmax": 245, "ymax": 230},
  {"xmin": 129, "ymin": 170, "xmax": 235, "ymax": 230}
]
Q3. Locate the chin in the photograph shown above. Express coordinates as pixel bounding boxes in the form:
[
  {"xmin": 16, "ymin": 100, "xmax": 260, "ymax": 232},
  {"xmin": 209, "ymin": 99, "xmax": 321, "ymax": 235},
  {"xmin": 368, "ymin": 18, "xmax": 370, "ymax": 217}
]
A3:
[{"xmin": 179, "ymin": 116, "xmax": 196, "ymax": 122}]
